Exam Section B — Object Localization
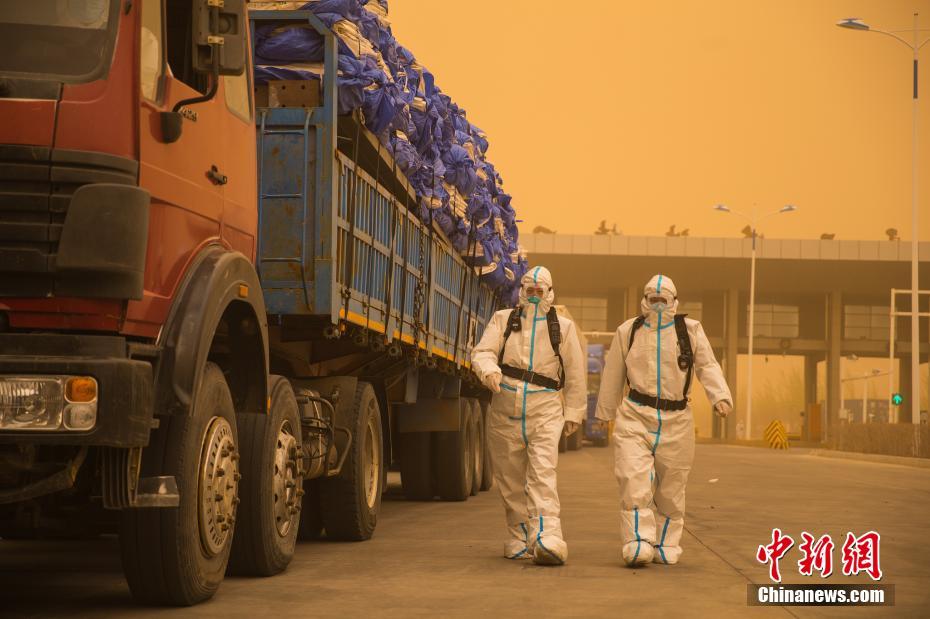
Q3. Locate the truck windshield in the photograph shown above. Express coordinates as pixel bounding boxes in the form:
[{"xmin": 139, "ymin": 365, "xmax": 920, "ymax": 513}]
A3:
[{"xmin": 0, "ymin": 0, "xmax": 119, "ymax": 84}]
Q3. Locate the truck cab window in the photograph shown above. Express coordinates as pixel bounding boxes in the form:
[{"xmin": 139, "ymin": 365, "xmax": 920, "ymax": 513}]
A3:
[
  {"xmin": 223, "ymin": 72, "xmax": 251, "ymax": 122},
  {"xmin": 140, "ymin": 0, "xmax": 163, "ymax": 101},
  {"xmin": 165, "ymin": 0, "xmax": 208, "ymax": 94}
]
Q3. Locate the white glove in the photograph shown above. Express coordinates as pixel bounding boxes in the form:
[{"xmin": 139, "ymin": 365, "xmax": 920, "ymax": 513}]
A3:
[
  {"xmin": 714, "ymin": 401, "xmax": 732, "ymax": 418},
  {"xmin": 481, "ymin": 371, "xmax": 502, "ymax": 393},
  {"xmin": 563, "ymin": 421, "xmax": 580, "ymax": 436}
]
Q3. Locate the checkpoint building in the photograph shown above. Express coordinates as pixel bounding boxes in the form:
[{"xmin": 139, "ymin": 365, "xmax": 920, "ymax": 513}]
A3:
[{"xmin": 523, "ymin": 233, "xmax": 930, "ymax": 444}]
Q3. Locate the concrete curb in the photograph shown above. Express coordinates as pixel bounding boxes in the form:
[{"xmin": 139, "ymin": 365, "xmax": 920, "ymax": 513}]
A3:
[
  {"xmin": 696, "ymin": 439, "xmax": 930, "ymax": 469},
  {"xmin": 799, "ymin": 448, "xmax": 930, "ymax": 469}
]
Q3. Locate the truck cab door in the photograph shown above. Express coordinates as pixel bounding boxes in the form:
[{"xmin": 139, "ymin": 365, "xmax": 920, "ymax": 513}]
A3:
[
  {"xmin": 219, "ymin": 66, "xmax": 257, "ymax": 260},
  {"xmin": 129, "ymin": 0, "xmax": 227, "ymax": 332}
]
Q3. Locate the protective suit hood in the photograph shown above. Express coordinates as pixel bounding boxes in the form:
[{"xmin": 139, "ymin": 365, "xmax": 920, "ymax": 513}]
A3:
[
  {"xmin": 641, "ymin": 274, "xmax": 679, "ymax": 321},
  {"xmin": 519, "ymin": 266, "xmax": 555, "ymax": 314}
]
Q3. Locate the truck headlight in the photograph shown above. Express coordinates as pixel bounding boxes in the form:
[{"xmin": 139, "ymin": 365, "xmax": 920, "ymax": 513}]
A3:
[
  {"xmin": 0, "ymin": 376, "xmax": 97, "ymax": 431},
  {"xmin": 64, "ymin": 403, "xmax": 97, "ymax": 430}
]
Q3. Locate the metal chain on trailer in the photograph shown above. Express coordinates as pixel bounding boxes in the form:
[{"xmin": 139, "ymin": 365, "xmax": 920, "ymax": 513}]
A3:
[
  {"xmin": 411, "ymin": 96, "xmax": 442, "ymax": 363},
  {"xmin": 382, "ymin": 145, "xmax": 401, "ymax": 345},
  {"xmin": 362, "ymin": 139, "xmax": 384, "ymax": 336},
  {"xmin": 340, "ymin": 116, "xmax": 365, "ymax": 334},
  {"xmin": 411, "ymin": 206, "xmax": 429, "ymax": 359},
  {"xmin": 423, "ymin": 210, "xmax": 437, "ymax": 364},
  {"xmin": 396, "ymin": 189, "xmax": 412, "ymax": 346},
  {"xmin": 450, "ymin": 215, "xmax": 480, "ymax": 368},
  {"xmin": 465, "ymin": 223, "xmax": 483, "ymax": 355}
]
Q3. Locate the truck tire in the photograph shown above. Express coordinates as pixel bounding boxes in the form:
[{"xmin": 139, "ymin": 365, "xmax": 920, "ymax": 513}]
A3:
[
  {"xmin": 228, "ymin": 376, "xmax": 303, "ymax": 576},
  {"xmin": 434, "ymin": 399, "xmax": 473, "ymax": 502},
  {"xmin": 399, "ymin": 431, "xmax": 434, "ymax": 501},
  {"xmin": 479, "ymin": 401, "xmax": 494, "ymax": 491},
  {"xmin": 319, "ymin": 382, "xmax": 382, "ymax": 540},
  {"xmin": 468, "ymin": 400, "xmax": 482, "ymax": 496},
  {"xmin": 119, "ymin": 362, "xmax": 239, "ymax": 606},
  {"xmin": 297, "ymin": 480, "xmax": 324, "ymax": 540}
]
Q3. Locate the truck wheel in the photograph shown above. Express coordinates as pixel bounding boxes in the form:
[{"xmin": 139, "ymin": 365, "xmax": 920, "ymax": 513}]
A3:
[
  {"xmin": 479, "ymin": 401, "xmax": 494, "ymax": 491},
  {"xmin": 228, "ymin": 376, "xmax": 303, "ymax": 576},
  {"xmin": 435, "ymin": 399, "xmax": 473, "ymax": 502},
  {"xmin": 468, "ymin": 400, "xmax": 482, "ymax": 496},
  {"xmin": 320, "ymin": 382, "xmax": 382, "ymax": 540},
  {"xmin": 297, "ymin": 480, "xmax": 324, "ymax": 540},
  {"xmin": 119, "ymin": 362, "xmax": 239, "ymax": 606},
  {"xmin": 399, "ymin": 431, "xmax": 434, "ymax": 500}
]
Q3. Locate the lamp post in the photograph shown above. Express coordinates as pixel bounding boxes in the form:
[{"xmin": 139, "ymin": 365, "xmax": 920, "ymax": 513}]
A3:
[
  {"xmin": 714, "ymin": 204, "xmax": 797, "ymax": 439},
  {"xmin": 837, "ymin": 15, "xmax": 929, "ymax": 426}
]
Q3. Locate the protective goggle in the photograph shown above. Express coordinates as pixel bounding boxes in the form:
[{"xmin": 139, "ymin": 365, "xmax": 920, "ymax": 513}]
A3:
[
  {"xmin": 524, "ymin": 285, "xmax": 547, "ymax": 297},
  {"xmin": 646, "ymin": 292, "xmax": 677, "ymax": 307}
]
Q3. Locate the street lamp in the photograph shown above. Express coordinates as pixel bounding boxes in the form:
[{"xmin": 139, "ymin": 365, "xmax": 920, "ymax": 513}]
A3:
[
  {"xmin": 837, "ymin": 14, "xmax": 930, "ymax": 426},
  {"xmin": 714, "ymin": 204, "xmax": 798, "ymax": 439}
]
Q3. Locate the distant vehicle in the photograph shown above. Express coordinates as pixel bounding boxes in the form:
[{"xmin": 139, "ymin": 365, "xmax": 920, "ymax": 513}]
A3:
[{"xmin": 584, "ymin": 343, "xmax": 610, "ymax": 447}]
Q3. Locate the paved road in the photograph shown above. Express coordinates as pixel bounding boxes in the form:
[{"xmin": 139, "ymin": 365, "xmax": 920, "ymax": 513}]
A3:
[{"xmin": 2, "ymin": 444, "xmax": 928, "ymax": 618}]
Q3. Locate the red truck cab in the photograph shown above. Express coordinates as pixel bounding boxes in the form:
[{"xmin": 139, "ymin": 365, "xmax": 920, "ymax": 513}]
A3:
[
  {"xmin": 0, "ymin": 0, "xmax": 271, "ymax": 605},
  {"xmin": 1, "ymin": 0, "xmax": 257, "ymax": 334}
]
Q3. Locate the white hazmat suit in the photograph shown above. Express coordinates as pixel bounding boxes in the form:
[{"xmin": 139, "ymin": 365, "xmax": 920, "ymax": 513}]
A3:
[
  {"xmin": 596, "ymin": 274, "xmax": 732, "ymax": 566},
  {"xmin": 472, "ymin": 266, "xmax": 587, "ymax": 565}
]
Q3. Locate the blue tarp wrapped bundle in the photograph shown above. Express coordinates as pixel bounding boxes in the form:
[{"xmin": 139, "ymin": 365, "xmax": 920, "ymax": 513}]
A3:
[{"xmin": 249, "ymin": 0, "xmax": 527, "ymax": 303}]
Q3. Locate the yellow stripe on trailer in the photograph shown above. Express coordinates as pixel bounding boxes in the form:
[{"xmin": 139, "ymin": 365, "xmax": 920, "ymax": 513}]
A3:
[
  {"xmin": 338, "ymin": 308, "xmax": 386, "ymax": 334},
  {"xmin": 336, "ymin": 311, "xmax": 473, "ymax": 369}
]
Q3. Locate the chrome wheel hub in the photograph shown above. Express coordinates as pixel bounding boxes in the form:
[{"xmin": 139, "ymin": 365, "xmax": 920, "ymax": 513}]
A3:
[
  {"xmin": 272, "ymin": 419, "xmax": 301, "ymax": 537},
  {"xmin": 198, "ymin": 416, "xmax": 239, "ymax": 557},
  {"xmin": 363, "ymin": 405, "xmax": 381, "ymax": 510}
]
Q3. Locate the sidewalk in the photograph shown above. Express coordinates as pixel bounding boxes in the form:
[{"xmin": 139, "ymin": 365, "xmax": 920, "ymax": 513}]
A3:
[
  {"xmin": 800, "ymin": 448, "xmax": 930, "ymax": 469},
  {"xmin": 697, "ymin": 437, "xmax": 930, "ymax": 469}
]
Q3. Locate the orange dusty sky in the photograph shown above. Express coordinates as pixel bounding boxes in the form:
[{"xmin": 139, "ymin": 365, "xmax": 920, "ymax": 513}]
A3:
[{"xmin": 390, "ymin": 0, "xmax": 930, "ymax": 241}]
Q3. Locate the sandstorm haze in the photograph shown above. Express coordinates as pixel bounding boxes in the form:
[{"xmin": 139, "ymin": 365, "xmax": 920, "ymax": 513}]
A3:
[{"xmin": 390, "ymin": 0, "xmax": 930, "ymax": 240}]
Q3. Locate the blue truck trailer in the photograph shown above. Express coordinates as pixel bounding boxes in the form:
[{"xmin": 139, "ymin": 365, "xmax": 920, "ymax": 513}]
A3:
[{"xmin": 250, "ymin": 8, "xmax": 498, "ymax": 548}]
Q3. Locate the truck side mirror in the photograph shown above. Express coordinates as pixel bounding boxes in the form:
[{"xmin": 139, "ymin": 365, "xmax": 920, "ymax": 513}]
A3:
[
  {"xmin": 160, "ymin": 0, "xmax": 246, "ymax": 143},
  {"xmin": 193, "ymin": 0, "xmax": 246, "ymax": 76}
]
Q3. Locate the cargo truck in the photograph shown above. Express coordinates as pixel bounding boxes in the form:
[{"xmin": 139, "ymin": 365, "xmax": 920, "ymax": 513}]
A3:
[{"xmin": 0, "ymin": 2, "xmax": 498, "ymax": 605}]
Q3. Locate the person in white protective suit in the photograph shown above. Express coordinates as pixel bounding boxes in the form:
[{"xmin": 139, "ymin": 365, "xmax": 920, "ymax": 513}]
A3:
[
  {"xmin": 471, "ymin": 266, "xmax": 587, "ymax": 565},
  {"xmin": 595, "ymin": 274, "xmax": 732, "ymax": 567}
]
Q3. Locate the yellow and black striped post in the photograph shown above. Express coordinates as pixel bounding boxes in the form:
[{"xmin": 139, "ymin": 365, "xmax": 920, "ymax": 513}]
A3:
[{"xmin": 763, "ymin": 420, "xmax": 789, "ymax": 450}]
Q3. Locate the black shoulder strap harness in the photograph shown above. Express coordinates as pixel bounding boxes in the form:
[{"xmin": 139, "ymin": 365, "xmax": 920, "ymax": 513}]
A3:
[
  {"xmin": 497, "ymin": 306, "xmax": 564, "ymax": 390},
  {"xmin": 626, "ymin": 314, "xmax": 695, "ymax": 409}
]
